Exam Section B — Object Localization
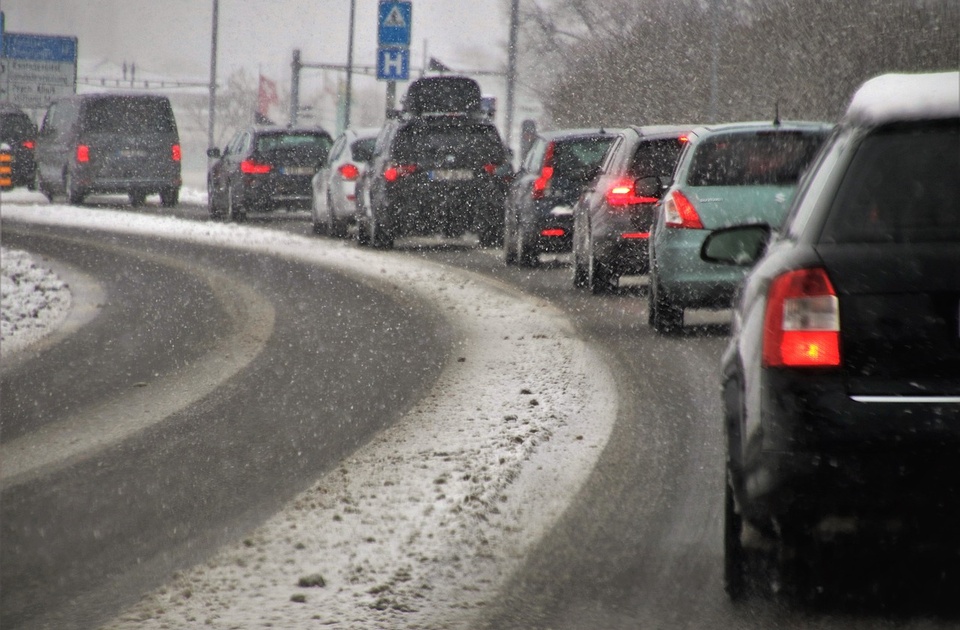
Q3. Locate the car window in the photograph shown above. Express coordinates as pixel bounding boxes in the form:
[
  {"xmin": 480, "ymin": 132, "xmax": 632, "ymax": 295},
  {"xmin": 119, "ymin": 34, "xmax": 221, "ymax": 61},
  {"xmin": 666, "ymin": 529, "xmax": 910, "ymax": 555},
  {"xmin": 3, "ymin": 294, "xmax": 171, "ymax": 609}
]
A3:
[
  {"xmin": 551, "ymin": 137, "xmax": 614, "ymax": 175},
  {"xmin": 628, "ymin": 137, "xmax": 684, "ymax": 179},
  {"xmin": 81, "ymin": 98, "xmax": 177, "ymax": 134},
  {"xmin": 819, "ymin": 121, "xmax": 960, "ymax": 244},
  {"xmin": 1, "ymin": 113, "xmax": 36, "ymax": 140},
  {"xmin": 350, "ymin": 137, "xmax": 376, "ymax": 163},
  {"xmin": 393, "ymin": 124, "xmax": 504, "ymax": 163},
  {"xmin": 524, "ymin": 138, "xmax": 546, "ymax": 172},
  {"xmin": 328, "ymin": 136, "xmax": 346, "ymax": 162},
  {"xmin": 686, "ymin": 130, "xmax": 827, "ymax": 186}
]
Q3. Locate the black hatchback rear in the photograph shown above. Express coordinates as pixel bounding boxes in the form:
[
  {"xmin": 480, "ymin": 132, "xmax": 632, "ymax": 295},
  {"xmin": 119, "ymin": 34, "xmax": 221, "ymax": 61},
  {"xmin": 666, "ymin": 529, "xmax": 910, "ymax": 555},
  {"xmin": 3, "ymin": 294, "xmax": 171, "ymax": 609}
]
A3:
[
  {"xmin": 359, "ymin": 114, "xmax": 508, "ymax": 248},
  {"xmin": 35, "ymin": 94, "xmax": 182, "ymax": 206}
]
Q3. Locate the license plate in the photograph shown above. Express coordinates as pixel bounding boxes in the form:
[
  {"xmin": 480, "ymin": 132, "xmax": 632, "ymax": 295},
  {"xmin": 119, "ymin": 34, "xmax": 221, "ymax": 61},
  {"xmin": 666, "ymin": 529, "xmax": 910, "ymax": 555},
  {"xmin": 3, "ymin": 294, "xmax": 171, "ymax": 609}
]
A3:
[
  {"xmin": 118, "ymin": 149, "xmax": 146, "ymax": 158},
  {"xmin": 430, "ymin": 169, "xmax": 473, "ymax": 181},
  {"xmin": 283, "ymin": 167, "xmax": 314, "ymax": 176}
]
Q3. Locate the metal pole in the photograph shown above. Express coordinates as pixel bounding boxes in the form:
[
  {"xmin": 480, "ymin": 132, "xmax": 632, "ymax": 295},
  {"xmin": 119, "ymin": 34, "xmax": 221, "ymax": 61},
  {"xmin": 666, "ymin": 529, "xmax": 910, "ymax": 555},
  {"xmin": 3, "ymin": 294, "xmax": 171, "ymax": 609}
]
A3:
[
  {"xmin": 345, "ymin": 0, "xmax": 356, "ymax": 129},
  {"xmin": 207, "ymin": 0, "xmax": 219, "ymax": 153},
  {"xmin": 505, "ymin": 0, "xmax": 519, "ymax": 147},
  {"xmin": 708, "ymin": 0, "xmax": 719, "ymax": 122},
  {"xmin": 290, "ymin": 48, "xmax": 301, "ymax": 126},
  {"xmin": 386, "ymin": 81, "xmax": 396, "ymax": 114}
]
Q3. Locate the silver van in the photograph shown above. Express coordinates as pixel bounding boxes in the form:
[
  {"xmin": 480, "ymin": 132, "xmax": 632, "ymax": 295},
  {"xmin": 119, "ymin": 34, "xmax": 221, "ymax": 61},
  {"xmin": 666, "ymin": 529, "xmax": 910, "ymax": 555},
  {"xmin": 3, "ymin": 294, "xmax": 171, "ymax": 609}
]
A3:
[{"xmin": 36, "ymin": 93, "xmax": 181, "ymax": 207}]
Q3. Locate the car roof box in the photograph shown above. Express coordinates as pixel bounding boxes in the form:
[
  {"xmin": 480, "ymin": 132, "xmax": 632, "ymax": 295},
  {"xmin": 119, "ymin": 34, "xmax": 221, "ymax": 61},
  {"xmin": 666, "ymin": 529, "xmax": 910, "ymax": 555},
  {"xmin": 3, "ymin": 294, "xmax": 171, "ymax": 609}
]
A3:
[{"xmin": 403, "ymin": 76, "xmax": 482, "ymax": 116}]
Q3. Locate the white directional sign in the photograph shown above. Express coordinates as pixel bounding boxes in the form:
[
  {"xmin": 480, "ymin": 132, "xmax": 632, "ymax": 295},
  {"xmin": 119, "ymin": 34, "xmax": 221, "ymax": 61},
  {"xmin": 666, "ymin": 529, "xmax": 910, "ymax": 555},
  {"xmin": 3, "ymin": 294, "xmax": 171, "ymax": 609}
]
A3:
[{"xmin": 0, "ymin": 30, "xmax": 78, "ymax": 110}]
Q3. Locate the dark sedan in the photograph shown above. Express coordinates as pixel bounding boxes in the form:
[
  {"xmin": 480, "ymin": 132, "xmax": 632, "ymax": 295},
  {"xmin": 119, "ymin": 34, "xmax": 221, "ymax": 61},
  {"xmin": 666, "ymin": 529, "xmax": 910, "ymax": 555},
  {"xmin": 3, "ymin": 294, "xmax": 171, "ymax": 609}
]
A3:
[
  {"xmin": 207, "ymin": 126, "xmax": 333, "ymax": 221},
  {"xmin": 703, "ymin": 71, "xmax": 960, "ymax": 601},
  {"xmin": 0, "ymin": 102, "xmax": 38, "ymax": 190}
]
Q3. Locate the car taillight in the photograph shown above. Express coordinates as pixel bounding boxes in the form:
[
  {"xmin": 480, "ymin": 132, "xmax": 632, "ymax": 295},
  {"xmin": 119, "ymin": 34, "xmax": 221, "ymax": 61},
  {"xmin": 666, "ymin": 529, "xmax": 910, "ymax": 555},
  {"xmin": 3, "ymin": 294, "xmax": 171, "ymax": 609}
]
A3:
[
  {"xmin": 540, "ymin": 228, "xmax": 566, "ymax": 237},
  {"xmin": 532, "ymin": 166, "xmax": 554, "ymax": 199},
  {"xmin": 620, "ymin": 232, "xmax": 649, "ymax": 239},
  {"xmin": 384, "ymin": 163, "xmax": 417, "ymax": 182},
  {"xmin": 339, "ymin": 163, "xmax": 360, "ymax": 180},
  {"xmin": 483, "ymin": 163, "xmax": 499, "ymax": 175},
  {"xmin": 762, "ymin": 267, "xmax": 841, "ymax": 368},
  {"xmin": 22, "ymin": 140, "xmax": 35, "ymax": 150},
  {"xmin": 76, "ymin": 144, "xmax": 90, "ymax": 163},
  {"xmin": 663, "ymin": 190, "xmax": 703, "ymax": 229},
  {"xmin": 606, "ymin": 177, "xmax": 658, "ymax": 207},
  {"xmin": 240, "ymin": 159, "xmax": 271, "ymax": 174},
  {"xmin": 172, "ymin": 144, "xmax": 182, "ymax": 161}
]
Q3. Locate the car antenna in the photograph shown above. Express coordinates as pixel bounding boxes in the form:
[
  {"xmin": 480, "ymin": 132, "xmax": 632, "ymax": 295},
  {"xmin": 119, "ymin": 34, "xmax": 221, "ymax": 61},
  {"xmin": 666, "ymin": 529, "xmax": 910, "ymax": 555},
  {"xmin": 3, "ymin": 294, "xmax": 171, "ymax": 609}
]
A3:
[{"xmin": 774, "ymin": 99, "xmax": 781, "ymax": 126}]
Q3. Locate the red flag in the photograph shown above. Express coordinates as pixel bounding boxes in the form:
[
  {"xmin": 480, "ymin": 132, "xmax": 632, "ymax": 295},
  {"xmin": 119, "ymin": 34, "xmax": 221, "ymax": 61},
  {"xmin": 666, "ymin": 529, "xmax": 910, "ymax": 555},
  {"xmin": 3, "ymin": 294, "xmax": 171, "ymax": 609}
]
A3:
[{"xmin": 258, "ymin": 74, "xmax": 279, "ymax": 118}]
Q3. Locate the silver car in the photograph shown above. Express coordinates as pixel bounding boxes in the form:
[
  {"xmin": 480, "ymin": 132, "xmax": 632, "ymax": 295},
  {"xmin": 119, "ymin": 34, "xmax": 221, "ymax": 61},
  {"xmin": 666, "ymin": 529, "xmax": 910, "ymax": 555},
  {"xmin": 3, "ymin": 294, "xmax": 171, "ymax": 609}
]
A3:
[{"xmin": 311, "ymin": 127, "xmax": 379, "ymax": 238}]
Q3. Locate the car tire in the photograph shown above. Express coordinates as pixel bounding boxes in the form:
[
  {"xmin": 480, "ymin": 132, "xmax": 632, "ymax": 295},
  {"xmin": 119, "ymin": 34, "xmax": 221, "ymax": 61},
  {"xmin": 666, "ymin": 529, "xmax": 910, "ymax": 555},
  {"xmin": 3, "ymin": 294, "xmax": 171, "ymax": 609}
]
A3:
[
  {"xmin": 129, "ymin": 191, "xmax": 147, "ymax": 207},
  {"xmin": 650, "ymin": 274, "xmax": 683, "ymax": 332},
  {"xmin": 65, "ymin": 171, "xmax": 85, "ymax": 206},
  {"xmin": 160, "ymin": 187, "xmax": 179, "ymax": 208},
  {"xmin": 37, "ymin": 172, "xmax": 53, "ymax": 202},
  {"xmin": 226, "ymin": 184, "xmax": 246, "ymax": 222},
  {"xmin": 503, "ymin": 209, "xmax": 518, "ymax": 265},
  {"xmin": 328, "ymin": 195, "xmax": 348, "ymax": 238},
  {"xmin": 587, "ymin": 230, "xmax": 613, "ymax": 294},
  {"xmin": 370, "ymin": 211, "xmax": 393, "ymax": 249},
  {"xmin": 516, "ymin": 224, "xmax": 538, "ymax": 267},
  {"xmin": 208, "ymin": 182, "xmax": 223, "ymax": 219},
  {"xmin": 724, "ymin": 477, "xmax": 750, "ymax": 601},
  {"xmin": 572, "ymin": 247, "xmax": 589, "ymax": 288}
]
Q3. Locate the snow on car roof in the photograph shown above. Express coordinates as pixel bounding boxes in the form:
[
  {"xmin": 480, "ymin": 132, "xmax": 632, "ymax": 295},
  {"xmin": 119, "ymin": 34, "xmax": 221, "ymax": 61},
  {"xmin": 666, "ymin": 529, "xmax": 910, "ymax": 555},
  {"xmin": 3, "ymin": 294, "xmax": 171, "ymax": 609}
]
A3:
[{"xmin": 844, "ymin": 71, "xmax": 960, "ymax": 126}]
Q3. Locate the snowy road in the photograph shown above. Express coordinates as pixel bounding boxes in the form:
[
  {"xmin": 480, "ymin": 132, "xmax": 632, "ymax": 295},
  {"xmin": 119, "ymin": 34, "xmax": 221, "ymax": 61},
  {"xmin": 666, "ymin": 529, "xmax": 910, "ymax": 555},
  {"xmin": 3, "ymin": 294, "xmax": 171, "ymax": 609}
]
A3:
[{"xmin": 1, "ymin": 202, "xmax": 617, "ymax": 629}]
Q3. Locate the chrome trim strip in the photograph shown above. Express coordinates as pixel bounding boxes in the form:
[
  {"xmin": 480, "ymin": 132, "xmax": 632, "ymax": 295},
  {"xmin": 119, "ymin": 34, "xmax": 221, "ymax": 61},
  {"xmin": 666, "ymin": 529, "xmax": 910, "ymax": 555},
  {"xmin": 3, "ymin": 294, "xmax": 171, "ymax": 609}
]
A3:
[{"xmin": 851, "ymin": 395, "xmax": 960, "ymax": 404}]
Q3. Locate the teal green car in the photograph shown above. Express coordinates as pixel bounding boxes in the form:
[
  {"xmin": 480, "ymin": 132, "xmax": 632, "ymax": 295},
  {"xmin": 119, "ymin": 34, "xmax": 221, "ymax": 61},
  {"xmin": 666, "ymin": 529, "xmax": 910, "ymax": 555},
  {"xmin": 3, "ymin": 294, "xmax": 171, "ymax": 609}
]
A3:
[{"xmin": 648, "ymin": 121, "xmax": 832, "ymax": 333}]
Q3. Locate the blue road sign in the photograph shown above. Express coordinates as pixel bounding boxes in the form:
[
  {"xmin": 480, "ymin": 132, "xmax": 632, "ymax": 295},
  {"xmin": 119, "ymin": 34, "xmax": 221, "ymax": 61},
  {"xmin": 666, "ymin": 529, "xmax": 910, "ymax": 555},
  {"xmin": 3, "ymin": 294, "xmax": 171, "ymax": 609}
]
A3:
[
  {"xmin": 2, "ymin": 32, "xmax": 77, "ymax": 62},
  {"xmin": 376, "ymin": 47, "xmax": 409, "ymax": 81},
  {"xmin": 378, "ymin": 1, "xmax": 412, "ymax": 47}
]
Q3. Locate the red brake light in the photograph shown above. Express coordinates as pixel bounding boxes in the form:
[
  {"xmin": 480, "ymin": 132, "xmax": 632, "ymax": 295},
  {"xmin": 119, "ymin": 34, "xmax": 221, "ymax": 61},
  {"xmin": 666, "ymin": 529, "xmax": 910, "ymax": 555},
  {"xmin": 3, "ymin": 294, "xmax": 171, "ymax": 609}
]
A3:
[
  {"xmin": 605, "ymin": 177, "xmax": 658, "ymax": 207},
  {"xmin": 339, "ymin": 163, "xmax": 360, "ymax": 180},
  {"xmin": 483, "ymin": 163, "xmax": 498, "ymax": 175},
  {"xmin": 532, "ymin": 166, "xmax": 554, "ymax": 199},
  {"xmin": 172, "ymin": 144, "xmax": 182, "ymax": 162},
  {"xmin": 383, "ymin": 163, "xmax": 416, "ymax": 182},
  {"xmin": 762, "ymin": 268, "xmax": 840, "ymax": 368},
  {"xmin": 540, "ymin": 228, "xmax": 566, "ymax": 237},
  {"xmin": 620, "ymin": 232, "xmax": 650, "ymax": 240},
  {"xmin": 240, "ymin": 158, "xmax": 271, "ymax": 174},
  {"xmin": 22, "ymin": 140, "xmax": 35, "ymax": 150},
  {"xmin": 663, "ymin": 190, "xmax": 703, "ymax": 229},
  {"xmin": 76, "ymin": 144, "xmax": 90, "ymax": 163}
]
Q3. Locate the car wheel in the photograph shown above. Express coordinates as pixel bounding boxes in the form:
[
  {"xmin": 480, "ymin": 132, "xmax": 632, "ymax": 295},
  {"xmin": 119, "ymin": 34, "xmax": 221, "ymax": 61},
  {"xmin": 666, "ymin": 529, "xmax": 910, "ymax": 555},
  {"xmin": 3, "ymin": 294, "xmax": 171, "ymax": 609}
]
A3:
[
  {"xmin": 36, "ymin": 172, "xmax": 53, "ymax": 202},
  {"xmin": 370, "ymin": 213, "xmax": 394, "ymax": 249},
  {"xmin": 503, "ymin": 208, "xmax": 518, "ymax": 265},
  {"xmin": 649, "ymin": 273, "xmax": 683, "ymax": 332},
  {"xmin": 65, "ymin": 171, "xmax": 85, "ymax": 205},
  {"xmin": 160, "ymin": 187, "xmax": 179, "ymax": 208},
  {"xmin": 129, "ymin": 191, "xmax": 147, "ymax": 207},
  {"xmin": 516, "ymin": 224, "xmax": 538, "ymax": 267},
  {"xmin": 572, "ymin": 246, "xmax": 588, "ymax": 288},
  {"xmin": 225, "ymin": 184, "xmax": 244, "ymax": 222},
  {"xmin": 587, "ymin": 230, "xmax": 613, "ymax": 294},
  {"xmin": 208, "ymin": 182, "xmax": 223, "ymax": 219},
  {"xmin": 328, "ymin": 195, "xmax": 348, "ymax": 238},
  {"xmin": 724, "ymin": 477, "xmax": 750, "ymax": 600}
]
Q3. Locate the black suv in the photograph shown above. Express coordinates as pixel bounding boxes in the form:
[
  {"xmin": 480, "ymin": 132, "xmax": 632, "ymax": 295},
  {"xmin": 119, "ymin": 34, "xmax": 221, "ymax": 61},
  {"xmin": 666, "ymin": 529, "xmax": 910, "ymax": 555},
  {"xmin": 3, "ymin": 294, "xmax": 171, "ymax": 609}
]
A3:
[
  {"xmin": 356, "ymin": 76, "xmax": 509, "ymax": 249},
  {"xmin": 702, "ymin": 72, "xmax": 960, "ymax": 600},
  {"xmin": 504, "ymin": 128, "xmax": 616, "ymax": 267},
  {"xmin": 0, "ymin": 102, "xmax": 38, "ymax": 190},
  {"xmin": 35, "ymin": 93, "xmax": 181, "ymax": 206},
  {"xmin": 207, "ymin": 126, "xmax": 333, "ymax": 221}
]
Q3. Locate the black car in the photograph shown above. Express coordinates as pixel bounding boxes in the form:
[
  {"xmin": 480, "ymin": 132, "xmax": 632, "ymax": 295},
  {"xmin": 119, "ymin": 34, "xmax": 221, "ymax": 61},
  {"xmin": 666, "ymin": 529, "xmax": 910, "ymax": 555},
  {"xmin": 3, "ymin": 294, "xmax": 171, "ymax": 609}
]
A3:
[
  {"xmin": 207, "ymin": 126, "xmax": 333, "ymax": 221},
  {"xmin": 702, "ymin": 72, "xmax": 960, "ymax": 600},
  {"xmin": 355, "ymin": 75, "xmax": 509, "ymax": 249},
  {"xmin": 0, "ymin": 102, "xmax": 38, "ymax": 190},
  {"xmin": 504, "ymin": 128, "xmax": 616, "ymax": 267},
  {"xmin": 35, "ymin": 93, "xmax": 182, "ymax": 206},
  {"xmin": 570, "ymin": 126, "xmax": 689, "ymax": 292}
]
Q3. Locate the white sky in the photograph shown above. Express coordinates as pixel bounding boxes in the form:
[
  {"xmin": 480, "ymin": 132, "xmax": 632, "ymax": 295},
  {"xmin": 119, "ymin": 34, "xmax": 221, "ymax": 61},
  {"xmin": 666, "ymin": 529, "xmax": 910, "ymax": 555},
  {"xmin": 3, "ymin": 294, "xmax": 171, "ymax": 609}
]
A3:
[
  {"xmin": 1, "ymin": 194, "xmax": 618, "ymax": 628},
  {"xmin": 2, "ymin": 0, "xmax": 510, "ymax": 90}
]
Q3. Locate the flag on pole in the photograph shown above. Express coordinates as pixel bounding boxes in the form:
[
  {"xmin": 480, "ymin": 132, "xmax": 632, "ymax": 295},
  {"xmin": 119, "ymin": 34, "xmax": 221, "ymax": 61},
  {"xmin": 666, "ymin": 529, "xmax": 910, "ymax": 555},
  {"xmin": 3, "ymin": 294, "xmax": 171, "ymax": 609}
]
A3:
[{"xmin": 257, "ymin": 74, "xmax": 279, "ymax": 124}]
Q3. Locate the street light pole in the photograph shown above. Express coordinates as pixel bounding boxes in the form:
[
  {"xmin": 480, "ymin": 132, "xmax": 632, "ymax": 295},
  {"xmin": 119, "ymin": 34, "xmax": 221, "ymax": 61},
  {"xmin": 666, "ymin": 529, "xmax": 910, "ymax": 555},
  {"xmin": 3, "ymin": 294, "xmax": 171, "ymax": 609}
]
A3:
[
  {"xmin": 207, "ymin": 0, "xmax": 219, "ymax": 152},
  {"xmin": 345, "ymin": 0, "xmax": 356, "ymax": 129},
  {"xmin": 505, "ymin": 0, "xmax": 519, "ymax": 147}
]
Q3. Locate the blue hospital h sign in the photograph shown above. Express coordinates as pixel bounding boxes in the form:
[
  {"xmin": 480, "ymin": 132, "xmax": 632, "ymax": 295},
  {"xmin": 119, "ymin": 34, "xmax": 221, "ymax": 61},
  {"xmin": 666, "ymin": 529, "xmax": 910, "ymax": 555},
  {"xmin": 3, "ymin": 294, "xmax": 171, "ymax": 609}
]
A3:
[{"xmin": 377, "ymin": 47, "xmax": 409, "ymax": 81}]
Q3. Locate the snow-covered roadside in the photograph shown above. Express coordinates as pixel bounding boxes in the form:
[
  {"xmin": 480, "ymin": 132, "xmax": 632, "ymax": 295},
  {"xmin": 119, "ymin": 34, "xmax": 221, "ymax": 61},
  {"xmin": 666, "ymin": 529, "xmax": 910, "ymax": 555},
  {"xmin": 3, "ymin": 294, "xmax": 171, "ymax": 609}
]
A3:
[
  {"xmin": 1, "ymin": 247, "xmax": 72, "ymax": 354},
  {"xmin": 3, "ymin": 202, "xmax": 618, "ymax": 629}
]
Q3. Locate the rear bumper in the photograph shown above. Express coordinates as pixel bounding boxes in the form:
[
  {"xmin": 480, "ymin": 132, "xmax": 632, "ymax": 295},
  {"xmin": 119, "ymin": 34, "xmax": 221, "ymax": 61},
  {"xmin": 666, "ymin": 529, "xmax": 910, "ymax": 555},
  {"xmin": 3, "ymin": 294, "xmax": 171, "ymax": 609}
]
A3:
[
  {"xmin": 652, "ymin": 227, "xmax": 747, "ymax": 307},
  {"xmin": 743, "ymin": 368, "xmax": 960, "ymax": 522}
]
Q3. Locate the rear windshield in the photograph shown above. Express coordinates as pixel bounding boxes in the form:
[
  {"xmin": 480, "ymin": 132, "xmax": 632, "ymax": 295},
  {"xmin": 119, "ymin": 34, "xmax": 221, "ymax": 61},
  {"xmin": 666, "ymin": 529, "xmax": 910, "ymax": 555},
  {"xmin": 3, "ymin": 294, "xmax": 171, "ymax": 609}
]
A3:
[
  {"xmin": 820, "ymin": 121, "xmax": 959, "ymax": 244},
  {"xmin": 629, "ymin": 137, "xmax": 685, "ymax": 179},
  {"xmin": 1, "ymin": 113, "xmax": 36, "ymax": 140},
  {"xmin": 687, "ymin": 130, "xmax": 826, "ymax": 186},
  {"xmin": 257, "ymin": 133, "xmax": 332, "ymax": 158},
  {"xmin": 82, "ymin": 97, "xmax": 177, "ymax": 134},
  {"xmin": 552, "ymin": 137, "xmax": 614, "ymax": 175},
  {"xmin": 393, "ymin": 124, "xmax": 504, "ymax": 163},
  {"xmin": 351, "ymin": 137, "xmax": 376, "ymax": 163}
]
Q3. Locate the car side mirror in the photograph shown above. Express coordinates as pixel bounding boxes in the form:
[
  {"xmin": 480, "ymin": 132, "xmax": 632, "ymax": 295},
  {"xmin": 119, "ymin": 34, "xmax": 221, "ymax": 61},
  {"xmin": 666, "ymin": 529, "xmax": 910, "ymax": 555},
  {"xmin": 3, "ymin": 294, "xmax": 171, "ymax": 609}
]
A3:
[
  {"xmin": 634, "ymin": 175, "xmax": 662, "ymax": 199},
  {"xmin": 701, "ymin": 224, "xmax": 772, "ymax": 267},
  {"xmin": 207, "ymin": 147, "xmax": 221, "ymax": 158}
]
